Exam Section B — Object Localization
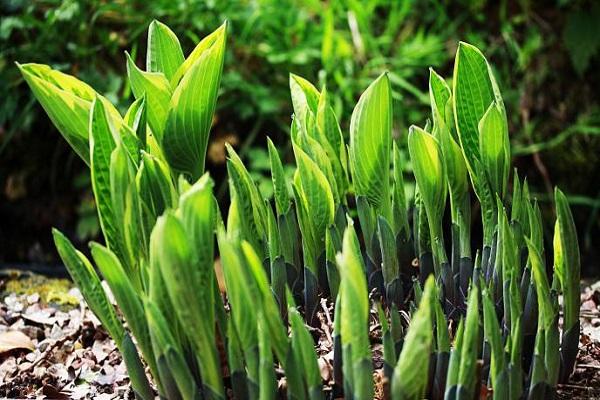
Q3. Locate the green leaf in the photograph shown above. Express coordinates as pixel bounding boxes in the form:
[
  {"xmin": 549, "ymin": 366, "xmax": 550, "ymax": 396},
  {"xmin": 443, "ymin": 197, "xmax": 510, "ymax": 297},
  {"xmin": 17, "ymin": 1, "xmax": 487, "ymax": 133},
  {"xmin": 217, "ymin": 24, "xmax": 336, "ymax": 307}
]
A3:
[
  {"xmin": 147, "ymin": 20, "xmax": 185, "ymax": 81},
  {"xmin": 18, "ymin": 63, "xmax": 121, "ymax": 165},
  {"xmin": 178, "ymin": 174, "xmax": 217, "ymax": 279},
  {"xmin": 136, "ymin": 151, "xmax": 177, "ymax": 221},
  {"xmin": 289, "ymin": 73, "xmax": 320, "ymax": 129},
  {"xmin": 452, "ymin": 42, "xmax": 505, "ymax": 177},
  {"xmin": 336, "ymin": 219, "xmax": 373, "ymax": 399},
  {"xmin": 90, "ymin": 243, "xmax": 158, "ymax": 384},
  {"xmin": 289, "ymin": 303, "xmax": 324, "ymax": 398},
  {"xmin": 170, "ymin": 22, "xmax": 226, "ymax": 88},
  {"xmin": 474, "ymin": 158, "xmax": 496, "ymax": 246},
  {"xmin": 563, "ymin": 6, "xmax": 600, "ymax": 75},
  {"xmin": 316, "ymin": 87, "xmax": 348, "ymax": 197},
  {"xmin": 216, "ymin": 228, "xmax": 259, "ymax": 388},
  {"xmin": 120, "ymin": 333, "xmax": 156, "ymax": 400},
  {"xmin": 553, "ymin": 188, "xmax": 580, "ymax": 331},
  {"xmin": 349, "ymin": 73, "xmax": 392, "ymax": 219},
  {"xmin": 482, "ymin": 289, "xmax": 506, "ymax": 396},
  {"xmin": 527, "ymin": 200, "xmax": 544, "ymax": 254},
  {"xmin": 52, "ymin": 229, "xmax": 124, "ymax": 344},
  {"xmin": 433, "ymin": 288, "xmax": 450, "ymax": 353},
  {"xmin": 293, "ymin": 144, "xmax": 335, "ymax": 271},
  {"xmin": 391, "ymin": 143, "xmax": 409, "ymax": 238},
  {"xmin": 316, "ymin": 87, "xmax": 345, "ymax": 169},
  {"xmin": 445, "ymin": 318, "xmax": 464, "ymax": 393},
  {"xmin": 226, "ymin": 144, "xmax": 267, "ymax": 254},
  {"xmin": 377, "ymin": 216, "xmax": 399, "ymax": 291},
  {"xmin": 479, "ymin": 101, "xmax": 510, "ymax": 198},
  {"xmin": 267, "ymin": 137, "xmax": 291, "ymax": 215},
  {"xmin": 145, "ymin": 300, "xmax": 201, "ymax": 400},
  {"xmin": 408, "ymin": 125, "xmax": 447, "ymax": 265},
  {"xmin": 392, "ymin": 276, "xmax": 435, "ymax": 400},
  {"xmin": 526, "ymin": 239, "xmax": 554, "ymax": 330},
  {"xmin": 126, "ymin": 52, "xmax": 173, "ymax": 140},
  {"xmin": 124, "ymin": 95, "xmax": 148, "ymax": 149},
  {"xmin": 162, "ymin": 23, "xmax": 226, "ymax": 180},
  {"xmin": 109, "ymin": 143, "xmax": 140, "ymax": 279},
  {"xmin": 428, "ymin": 68, "xmax": 451, "ymax": 130},
  {"xmin": 257, "ymin": 313, "xmax": 277, "ymax": 400},
  {"xmin": 458, "ymin": 286, "xmax": 480, "ymax": 399},
  {"xmin": 295, "ymin": 133, "xmax": 341, "ymax": 205},
  {"xmin": 226, "ymin": 317, "xmax": 249, "ymax": 400},
  {"xmin": 377, "ymin": 303, "xmax": 396, "ymax": 379},
  {"xmin": 527, "ymin": 236, "xmax": 561, "ymax": 388},
  {"xmin": 89, "ymin": 97, "xmax": 128, "ymax": 263},
  {"xmin": 408, "ymin": 125, "xmax": 446, "ymax": 228},
  {"xmin": 150, "ymin": 212, "xmax": 224, "ymax": 398},
  {"xmin": 240, "ymin": 241, "xmax": 288, "ymax": 363}
]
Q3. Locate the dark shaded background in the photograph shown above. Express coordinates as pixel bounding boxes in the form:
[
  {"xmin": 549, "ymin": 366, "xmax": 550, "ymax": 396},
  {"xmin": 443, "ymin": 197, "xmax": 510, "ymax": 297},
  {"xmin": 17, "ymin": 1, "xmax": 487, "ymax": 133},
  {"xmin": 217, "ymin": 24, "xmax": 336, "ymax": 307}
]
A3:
[{"xmin": 1, "ymin": 0, "xmax": 599, "ymax": 276}]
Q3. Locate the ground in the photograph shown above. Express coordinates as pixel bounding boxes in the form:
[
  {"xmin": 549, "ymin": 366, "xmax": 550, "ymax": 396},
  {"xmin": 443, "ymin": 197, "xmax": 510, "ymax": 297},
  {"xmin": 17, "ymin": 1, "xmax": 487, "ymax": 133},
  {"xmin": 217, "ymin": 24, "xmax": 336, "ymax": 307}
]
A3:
[{"xmin": 0, "ymin": 272, "xmax": 598, "ymax": 399}]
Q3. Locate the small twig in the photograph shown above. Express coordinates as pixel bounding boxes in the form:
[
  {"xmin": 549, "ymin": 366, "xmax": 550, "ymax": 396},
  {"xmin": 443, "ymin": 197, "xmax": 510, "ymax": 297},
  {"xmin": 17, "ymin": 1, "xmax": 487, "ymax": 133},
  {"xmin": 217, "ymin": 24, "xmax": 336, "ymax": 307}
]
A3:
[
  {"xmin": 577, "ymin": 364, "xmax": 600, "ymax": 370},
  {"xmin": 558, "ymin": 383, "xmax": 594, "ymax": 390},
  {"xmin": 320, "ymin": 299, "xmax": 333, "ymax": 344}
]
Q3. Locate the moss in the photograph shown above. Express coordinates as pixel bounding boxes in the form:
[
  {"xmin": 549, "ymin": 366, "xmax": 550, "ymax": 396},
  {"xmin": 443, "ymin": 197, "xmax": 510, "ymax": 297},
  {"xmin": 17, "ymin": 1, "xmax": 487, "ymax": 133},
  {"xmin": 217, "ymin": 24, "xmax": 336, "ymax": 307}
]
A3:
[{"xmin": 4, "ymin": 275, "xmax": 79, "ymax": 306}]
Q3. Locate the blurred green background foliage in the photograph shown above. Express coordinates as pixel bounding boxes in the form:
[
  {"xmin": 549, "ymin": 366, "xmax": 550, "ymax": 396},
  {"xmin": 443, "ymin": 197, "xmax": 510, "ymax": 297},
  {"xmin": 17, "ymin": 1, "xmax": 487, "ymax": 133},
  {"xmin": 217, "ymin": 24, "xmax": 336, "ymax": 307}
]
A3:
[{"xmin": 1, "ymin": 0, "xmax": 599, "ymax": 274}]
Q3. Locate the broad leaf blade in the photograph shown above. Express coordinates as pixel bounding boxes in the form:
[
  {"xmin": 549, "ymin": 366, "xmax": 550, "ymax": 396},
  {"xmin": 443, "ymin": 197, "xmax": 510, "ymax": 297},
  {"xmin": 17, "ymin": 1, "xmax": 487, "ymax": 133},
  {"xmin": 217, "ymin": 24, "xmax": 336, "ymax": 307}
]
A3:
[
  {"xmin": 147, "ymin": 20, "xmax": 185, "ymax": 81},
  {"xmin": 126, "ymin": 52, "xmax": 173, "ymax": 139},
  {"xmin": 452, "ymin": 42, "xmax": 505, "ymax": 176},
  {"xmin": 162, "ymin": 23, "xmax": 226, "ymax": 180},
  {"xmin": 349, "ymin": 73, "xmax": 392, "ymax": 219}
]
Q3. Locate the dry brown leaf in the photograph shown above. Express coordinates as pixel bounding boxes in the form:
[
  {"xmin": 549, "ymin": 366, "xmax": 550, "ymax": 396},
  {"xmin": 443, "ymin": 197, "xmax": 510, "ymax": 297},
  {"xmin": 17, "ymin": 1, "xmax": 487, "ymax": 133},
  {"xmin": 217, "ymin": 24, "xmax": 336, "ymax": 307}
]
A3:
[{"xmin": 0, "ymin": 331, "xmax": 35, "ymax": 354}]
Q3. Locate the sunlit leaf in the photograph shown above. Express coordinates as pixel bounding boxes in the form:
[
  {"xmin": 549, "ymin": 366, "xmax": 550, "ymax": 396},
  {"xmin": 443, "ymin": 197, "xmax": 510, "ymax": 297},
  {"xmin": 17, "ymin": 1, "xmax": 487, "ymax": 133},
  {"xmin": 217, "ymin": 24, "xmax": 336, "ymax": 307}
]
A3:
[
  {"xmin": 349, "ymin": 73, "xmax": 392, "ymax": 219},
  {"xmin": 162, "ymin": 23, "xmax": 226, "ymax": 180},
  {"xmin": 146, "ymin": 20, "xmax": 184, "ymax": 81}
]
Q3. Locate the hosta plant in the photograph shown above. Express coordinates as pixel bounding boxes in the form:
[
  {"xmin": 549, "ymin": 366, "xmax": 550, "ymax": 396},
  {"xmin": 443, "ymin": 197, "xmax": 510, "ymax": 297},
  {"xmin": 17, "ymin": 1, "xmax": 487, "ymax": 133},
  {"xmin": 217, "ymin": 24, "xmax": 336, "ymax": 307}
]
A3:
[{"xmin": 21, "ymin": 21, "xmax": 581, "ymax": 400}]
